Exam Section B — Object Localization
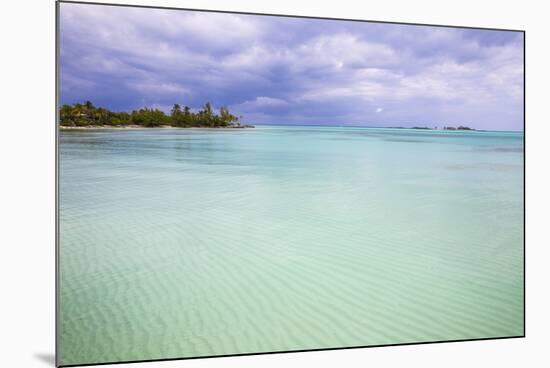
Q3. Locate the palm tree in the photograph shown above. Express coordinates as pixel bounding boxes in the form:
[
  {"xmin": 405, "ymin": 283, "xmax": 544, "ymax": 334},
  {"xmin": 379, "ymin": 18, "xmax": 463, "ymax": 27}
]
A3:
[{"xmin": 171, "ymin": 104, "xmax": 181, "ymax": 117}]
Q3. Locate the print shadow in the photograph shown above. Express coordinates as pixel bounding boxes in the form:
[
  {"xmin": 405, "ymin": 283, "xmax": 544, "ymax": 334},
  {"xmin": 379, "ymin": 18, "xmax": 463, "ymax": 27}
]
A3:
[{"xmin": 33, "ymin": 353, "xmax": 55, "ymax": 366}]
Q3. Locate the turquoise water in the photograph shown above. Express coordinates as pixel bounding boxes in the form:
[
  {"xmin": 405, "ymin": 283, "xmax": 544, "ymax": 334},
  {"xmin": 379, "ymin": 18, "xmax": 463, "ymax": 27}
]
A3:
[{"xmin": 59, "ymin": 126, "xmax": 524, "ymax": 366}]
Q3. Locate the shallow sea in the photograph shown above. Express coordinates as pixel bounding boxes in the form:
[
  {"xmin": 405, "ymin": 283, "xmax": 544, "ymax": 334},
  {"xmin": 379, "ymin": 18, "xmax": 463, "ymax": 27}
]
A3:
[{"xmin": 59, "ymin": 126, "xmax": 524, "ymax": 365}]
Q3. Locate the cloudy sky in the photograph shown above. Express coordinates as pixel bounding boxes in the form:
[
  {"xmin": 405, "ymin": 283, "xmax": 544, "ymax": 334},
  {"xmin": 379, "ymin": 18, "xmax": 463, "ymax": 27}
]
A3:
[{"xmin": 59, "ymin": 3, "xmax": 524, "ymax": 130}]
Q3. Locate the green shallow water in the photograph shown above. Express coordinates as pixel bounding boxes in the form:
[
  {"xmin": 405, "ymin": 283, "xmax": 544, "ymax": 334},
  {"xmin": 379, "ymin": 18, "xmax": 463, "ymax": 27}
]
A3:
[{"xmin": 59, "ymin": 126, "xmax": 524, "ymax": 365}]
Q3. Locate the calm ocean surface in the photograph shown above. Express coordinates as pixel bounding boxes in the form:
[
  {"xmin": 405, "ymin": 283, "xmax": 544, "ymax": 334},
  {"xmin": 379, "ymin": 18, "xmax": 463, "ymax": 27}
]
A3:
[{"xmin": 59, "ymin": 126, "xmax": 524, "ymax": 365}]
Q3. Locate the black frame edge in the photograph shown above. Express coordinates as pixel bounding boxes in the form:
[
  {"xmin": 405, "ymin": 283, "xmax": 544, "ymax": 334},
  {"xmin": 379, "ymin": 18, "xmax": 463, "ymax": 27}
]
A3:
[
  {"xmin": 55, "ymin": 1, "xmax": 61, "ymax": 367},
  {"xmin": 59, "ymin": 335, "xmax": 525, "ymax": 368},
  {"xmin": 57, "ymin": 0, "xmax": 525, "ymax": 33},
  {"xmin": 54, "ymin": 1, "xmax": 527, "ymax": 367}
]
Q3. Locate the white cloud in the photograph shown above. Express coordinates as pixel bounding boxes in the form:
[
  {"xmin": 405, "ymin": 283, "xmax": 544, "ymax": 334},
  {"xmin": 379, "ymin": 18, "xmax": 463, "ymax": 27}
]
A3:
[
  {"xmin": 60, "ymin": 2, "xmax": 524, "ymax": 129},
  {"xmin": 235, "ymin": 96, "xmax": 290, "ymax": 109},
  {"xmin": 127, "ymin": 82, "xmax": 189, "ymax": 95}
]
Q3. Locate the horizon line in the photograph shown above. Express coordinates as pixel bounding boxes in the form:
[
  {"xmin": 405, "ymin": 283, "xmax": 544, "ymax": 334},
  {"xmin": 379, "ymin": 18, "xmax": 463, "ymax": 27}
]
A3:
[
  {"xmin": 57, "ymin": 102, "xmax": 523, "ymax": 133},
  {"xmin": 251, "ymin": 123, "xmax": 524, "ymax": 133}
]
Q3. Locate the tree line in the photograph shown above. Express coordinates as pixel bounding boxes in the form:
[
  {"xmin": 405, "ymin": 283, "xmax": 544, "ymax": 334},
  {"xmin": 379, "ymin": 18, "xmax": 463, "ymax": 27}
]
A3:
[{"xmin": 59, "ymin": 101, "xmax": 250, "ymax": 128}]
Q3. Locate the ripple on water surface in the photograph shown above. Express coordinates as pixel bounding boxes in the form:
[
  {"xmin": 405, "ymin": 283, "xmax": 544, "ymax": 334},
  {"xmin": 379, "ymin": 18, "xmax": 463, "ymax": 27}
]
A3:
[{"xmin": 59, "ymin": 127, "xmax": 524, "ymax": 365}]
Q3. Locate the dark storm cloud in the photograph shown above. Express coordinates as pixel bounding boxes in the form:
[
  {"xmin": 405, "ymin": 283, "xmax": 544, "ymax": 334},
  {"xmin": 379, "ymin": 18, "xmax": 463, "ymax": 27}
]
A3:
[{"xmin": 60, "ymin": 3, "xmax": 524, "ymax": 130}]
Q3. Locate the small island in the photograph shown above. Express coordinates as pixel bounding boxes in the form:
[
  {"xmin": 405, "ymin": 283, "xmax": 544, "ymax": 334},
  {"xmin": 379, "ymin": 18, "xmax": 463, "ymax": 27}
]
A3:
[
  {"xmin": 388, "ymin": 125, "xmax": 476, "ymax": 131},
  {"xmin": 59, "ymin": 101, "xmax": 254, "ymax": 128},
  {"xmin": 443, "ymin": 126, "xmax": 475, "ymax": 131}
]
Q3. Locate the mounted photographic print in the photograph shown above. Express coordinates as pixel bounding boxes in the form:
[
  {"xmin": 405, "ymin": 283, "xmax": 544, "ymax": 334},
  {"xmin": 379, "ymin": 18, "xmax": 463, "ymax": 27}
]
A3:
[{"xmin": 56, "ymin": 1, "xmax": 525, "ymax": 366}]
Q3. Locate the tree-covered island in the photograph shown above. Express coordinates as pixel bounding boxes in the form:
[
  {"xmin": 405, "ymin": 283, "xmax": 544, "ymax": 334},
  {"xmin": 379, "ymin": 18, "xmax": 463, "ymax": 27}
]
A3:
[{"xmin": 59, "ymin": 101, "xmax": 254, "ymax": 128}]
